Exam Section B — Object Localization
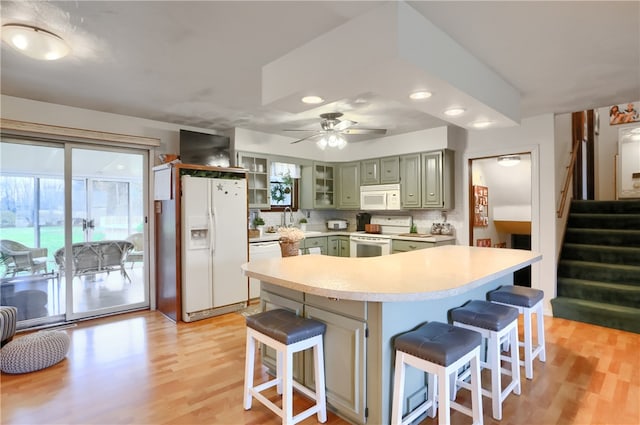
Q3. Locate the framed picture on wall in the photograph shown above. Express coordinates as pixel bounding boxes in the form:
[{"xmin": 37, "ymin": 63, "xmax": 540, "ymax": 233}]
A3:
[
  {"xmin": 476, "ymin": 238, "xmax": 492, "ymax": 247},
  {"xmin": 609, "ymin": 102, "xmax": 639, "ymax": 125},
  {"xmin": 473, "ymin": 185, "xmax": 489, "ymax": 227}
]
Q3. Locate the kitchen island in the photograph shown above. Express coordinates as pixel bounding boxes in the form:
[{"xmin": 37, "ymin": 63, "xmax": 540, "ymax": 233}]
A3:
[{"xmin": 242, "ymin": 245, "xmax": 542, "ymax": 424}]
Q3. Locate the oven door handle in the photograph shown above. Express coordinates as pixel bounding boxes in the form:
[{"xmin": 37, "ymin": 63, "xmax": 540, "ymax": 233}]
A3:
[{"xmin": 351, "ymin": 239, "xmax": 390, "ymax": 245}]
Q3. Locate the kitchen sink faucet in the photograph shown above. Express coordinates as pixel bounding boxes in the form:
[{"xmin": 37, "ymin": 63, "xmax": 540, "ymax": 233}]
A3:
[{"xmin": 282, "ymin": 207, "xmax": 294, "ymax": 227}]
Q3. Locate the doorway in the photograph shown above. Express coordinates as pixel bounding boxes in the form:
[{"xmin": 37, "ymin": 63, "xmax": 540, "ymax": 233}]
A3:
[
  {"xmin": 0, "ymin": 140, "xmax": 150, "ymax": 328},
  {"xmin": 468, "ymin": 153, "xmax": 533, "ymax": 286}
]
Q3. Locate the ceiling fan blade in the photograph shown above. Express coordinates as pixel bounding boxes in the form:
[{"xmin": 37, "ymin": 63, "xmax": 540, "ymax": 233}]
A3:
[
  {"xmin": 290, "ymin": 133, "xmax": 321, "ymax": 144},
  {"xmin": 333, "ymin": 119, "xmax": 356, "ymax": 131},
  {"xmin": 283, "ymin": 129, "xmax": 317, "ymax": 132},
  {"xmin": 343, "ymin": 128, "xmax": 387, "ymax": 135}
]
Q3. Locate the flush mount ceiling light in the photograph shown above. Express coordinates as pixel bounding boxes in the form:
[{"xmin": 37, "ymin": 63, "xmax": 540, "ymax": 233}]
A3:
[
  {"xmin": 1, "ymin": 23, "xmax": 70, "ymax": 60},
  {"xmin": 497, "ymin": 155, "xmax": 521, "ymax": 167},
  {"xmin": 444, "ymin": 107, "xmax": 466, "ymax": 116},
  {"xmin": 301, "ymin": 95, "xmax": 324, "ymax": 104},
  {"xmin": 409, "ymin": 91, "xmax": 432, "ymax": 100},
  {"xmin": 471, "ymin": 120, "xmax": 494, "ymax": 129}
]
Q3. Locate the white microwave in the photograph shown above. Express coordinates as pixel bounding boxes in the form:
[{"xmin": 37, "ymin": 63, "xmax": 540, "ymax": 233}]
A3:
[{"xmin": 360, "ymin": 184, "xmax": 401, "ymax": 210}]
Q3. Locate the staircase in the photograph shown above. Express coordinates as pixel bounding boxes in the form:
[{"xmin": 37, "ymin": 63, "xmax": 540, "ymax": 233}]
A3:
[{"xmin": 551, "ymin": 200, "xmax": 640, "ymax": 333}]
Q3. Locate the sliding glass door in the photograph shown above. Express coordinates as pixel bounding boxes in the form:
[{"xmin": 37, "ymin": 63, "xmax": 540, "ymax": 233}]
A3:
[{"xmin": 0, "ymin": 140, "xmax": 149, "ymax": 328}]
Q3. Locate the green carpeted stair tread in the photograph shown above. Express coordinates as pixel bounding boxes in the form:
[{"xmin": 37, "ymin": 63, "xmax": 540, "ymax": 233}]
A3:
[
  {"xmin": 550, "ymin": 297, "xmax": 640, "ymax": 333},
  {"xmin": 556, "ymin": 277, "xmax": 640, "ymax": 308},
  {"xmin": 558, "ymin": 259, "xmax": 640, "ymax": 285},
  {"xmin": 570, "ymin": 200, "xmax": 640, "ymax": 214},
  {"xmin": 560, "ymin": 243, "xmax": 640, "ymax": 266},
  {"xmin": 567, "ymin": 213, "xmax": 640, "ymax": 229},
  {"xmin": 564, "ymin": 228, "xmax": 640, "ymax": 247}
]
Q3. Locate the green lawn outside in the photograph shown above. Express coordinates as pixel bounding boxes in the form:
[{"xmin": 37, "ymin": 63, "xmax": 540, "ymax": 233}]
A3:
[{"xmin": 0, "ymin": 226, "xmax": 102, "ymax": 262}]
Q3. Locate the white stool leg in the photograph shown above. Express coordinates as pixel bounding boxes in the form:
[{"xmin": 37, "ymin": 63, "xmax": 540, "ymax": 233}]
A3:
[
  {"xmin": 469, "ymin": 349, "xmax": 483, "ymax": 425},
  {"xmin": 510, "ymin": 325, "xmax": 521, "ymax": 395},
  {"xmin": 391, "ymin": 352, "xmax": 406, "ymax": 425},
  {"xmin": 314, "ymin": 341, "xmax": 328, "ymax": 423},
  {"xmin": 428, "ymin": 372, "xmax": 437, "ymax": 418},
  {"xmin": 523, "ymin": 307, "xmax": 534, "ymax": 379},
  {"xmin": 438, "ymin": 369, "xmax": 451, "ymax": 425},
  {"xmin": 488, "ymin": 331, "xmax": 502, "ymax": 420},
  {"xmin": 282, "ymin": 348, "xmax": 294, "ymax": 425},
  {"xmin": 536, "ymin": 303, "xmax": 547, "ymax": 362},
  {"xmin": 243, "ymin": 331, "xmax": 255, "ymax": 410},
  {"xmin": 276, "ymin": 350, "xmax": 284, "ymax": 395}
]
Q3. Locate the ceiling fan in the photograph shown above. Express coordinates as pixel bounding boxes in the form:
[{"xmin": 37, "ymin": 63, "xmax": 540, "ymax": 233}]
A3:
[{"xmin": 285, "ymin": 112, "xmax": 387, "ymax": 149}]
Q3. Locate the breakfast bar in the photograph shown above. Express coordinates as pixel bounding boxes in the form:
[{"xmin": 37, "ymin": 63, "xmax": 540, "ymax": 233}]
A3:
[{"xmin": 242, "ymin": 245, "xmax": 542, "ymax": 424}]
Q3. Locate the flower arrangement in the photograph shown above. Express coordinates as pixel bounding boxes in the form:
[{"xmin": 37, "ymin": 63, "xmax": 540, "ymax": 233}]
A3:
[{"xmin": 277, "ymin": 226, "xmax": 305, "ymax": 242}]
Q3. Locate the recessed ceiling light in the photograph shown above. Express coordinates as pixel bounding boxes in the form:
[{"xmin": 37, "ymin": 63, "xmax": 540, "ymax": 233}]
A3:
[
  {"xmin": 301, "ymin": 96, "xmax": 324, "ymax": 104},
  {"xmin": 444, "ymin": 107, "xmax": 466, "ymax": 116},
  {"xmin": 471, "ymin": 120, "xmax": 494, "ymax": 129},
  {"xmin": 1, "ymin": 23, "xmax": 70, "ymax": 60},
  {"xmin": 409, "ymin": 91, "xmax": 432, "ymax": 100}
]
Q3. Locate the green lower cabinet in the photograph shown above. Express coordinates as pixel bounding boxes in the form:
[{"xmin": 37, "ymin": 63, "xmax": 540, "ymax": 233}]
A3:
[
  {"xmin": 304, "ymin": 305, "xmax": 367, "ymax": 425},
  {"xmin": 328, "ymin": 236, "xmax": 351, "ymax": 257},
  {"xmin": 303, "ymin": 236, "xmax": 328, "ymax": 255},
  {"xmin": 392, "ymin": 239, "xmax": 455, "ymax": 254}
]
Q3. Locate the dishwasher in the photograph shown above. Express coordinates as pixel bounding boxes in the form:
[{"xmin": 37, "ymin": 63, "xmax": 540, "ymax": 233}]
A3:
[{"xmin": 248, "ymin": 241, "xmax": 282, "ymax": 299}]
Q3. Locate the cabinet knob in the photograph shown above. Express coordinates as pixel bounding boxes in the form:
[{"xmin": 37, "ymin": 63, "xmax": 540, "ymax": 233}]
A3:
[
  {"xmin": 429, "ymin": 193, "xmax": 435, "ymax": 196},
  {"xmin": 409, "ymin": 245, "xmax": 417, "ymax": 249},
  {"xmin": 409, "ymin": 193, "xmax": 414, "ymax": 197}
]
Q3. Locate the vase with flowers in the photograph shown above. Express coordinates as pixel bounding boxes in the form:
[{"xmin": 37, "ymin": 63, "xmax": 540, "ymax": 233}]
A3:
[{"xmin": 277, "ymin": 227, "xmax": 305, "ymax": 257}]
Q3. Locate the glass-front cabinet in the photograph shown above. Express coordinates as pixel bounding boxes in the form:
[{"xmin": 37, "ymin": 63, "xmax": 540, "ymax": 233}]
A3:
[
  {"xmin": 238, "ymin": 153, "xmax": 270, "ymax": 209},
  {"xmin": 303, "ymin": 163, "xmax": 335, "ymax": 209}
]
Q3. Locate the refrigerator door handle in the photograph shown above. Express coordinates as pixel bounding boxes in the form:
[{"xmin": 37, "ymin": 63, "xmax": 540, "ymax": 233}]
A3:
[{"xmin": 209, "ymin": 205, "xmax": 216, "ymax": 254}]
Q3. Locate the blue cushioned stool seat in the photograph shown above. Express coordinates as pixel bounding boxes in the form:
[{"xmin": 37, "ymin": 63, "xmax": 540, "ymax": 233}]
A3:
[
  {"xmin": 488, "ymin": 285, "xmax": 544, "ymax": 308},
  {"xmin": 394, "ymin": 321, "xmax": 481, "ymax": 366},
  {"xmin": 246, "ymin": 309, "xmax": 326, "ymax": 345},
  {"xmin": 391, "ymin": 322, "xmax": 483, "ymax": 425},
  {"xmin": 451, "ymin": 299, "xmax": 519, "ymax": 331}
]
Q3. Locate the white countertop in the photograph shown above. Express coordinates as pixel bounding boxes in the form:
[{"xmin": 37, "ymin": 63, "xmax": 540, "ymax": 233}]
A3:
[
  {"xmin": 241, "ymin": 245, "xmax": 541, "ymax": 302},
  {"xmin": 249, "ymin": 231, "xmax": 456, "ymax": 243}
]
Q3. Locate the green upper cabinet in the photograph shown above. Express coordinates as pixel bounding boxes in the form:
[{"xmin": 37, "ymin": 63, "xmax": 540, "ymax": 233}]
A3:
[
  {"xmin": 400, "ymin": 154, "xmax": 421, "ymax": 208},
  {"xmin": 360, "ymin": 159, "xmax": 379, "ymax": 185},
  {"xmin": 400, "ymin": 150, "xmax": 454, "ymax": 210},
  {"xmin": 421, "ymin": 149, "xmax": 454, "ymax": 209},
  {"xmin": 380, "ymin": 156, "xmax": 400, "ymax": 184},
  {"xmin": 361, "ymin": 156, "xmax": 399, "ymax": 185},
  {"xmin": 337, "ymin": 162, "xmax": 360, "ymax": 209},
  {"xmin": 301, "ymin": 162, "xmax": 335, "ymax": 209},
  {"xmin": 237, "ymin": 152, "xmax": 270, "ymax": 209}
]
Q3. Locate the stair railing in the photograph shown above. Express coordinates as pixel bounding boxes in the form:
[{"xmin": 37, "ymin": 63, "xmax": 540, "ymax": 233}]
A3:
[{"xmin": 557, "ymin": 137, "xmax": 581, "ymax": 218}]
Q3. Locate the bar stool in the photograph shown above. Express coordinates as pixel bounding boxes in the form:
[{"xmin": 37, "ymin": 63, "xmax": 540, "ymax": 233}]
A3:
[
  {"xmin": 244, "ymin": 309, "xmax": 327, "ymax": 425},
  {"xmin": 391, "ymin": 321, "xmax": 483, "ymax": 425},
  {"xmin": 488, "ymin": 285, "xmax": 546, "ymax": 380},
  {"xmin": 451, "ymin": 300, "xmax": 521, "ymax": 421}
]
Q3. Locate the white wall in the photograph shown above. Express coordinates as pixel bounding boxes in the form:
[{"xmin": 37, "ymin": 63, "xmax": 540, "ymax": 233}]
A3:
[{"xmin": 465, "ymin": 114, "xmax": 556, "ymax": 314}]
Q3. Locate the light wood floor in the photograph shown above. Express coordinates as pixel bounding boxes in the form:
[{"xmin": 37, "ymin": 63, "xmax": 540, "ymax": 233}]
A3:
[{"xmin": 1, "ymin": 310, "xmax": 638, "ymax": 425}]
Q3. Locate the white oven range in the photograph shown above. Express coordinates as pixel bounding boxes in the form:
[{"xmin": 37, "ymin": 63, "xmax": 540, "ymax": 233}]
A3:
[{"xmin": 349, "ymin": 215, "xmax": 412, "ymax": 257}]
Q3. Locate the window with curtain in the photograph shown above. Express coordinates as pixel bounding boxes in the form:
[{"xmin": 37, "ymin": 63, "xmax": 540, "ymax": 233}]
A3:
[{"xmin": 270, "ymin": 162, "xmax": 300, "ymax": 210}]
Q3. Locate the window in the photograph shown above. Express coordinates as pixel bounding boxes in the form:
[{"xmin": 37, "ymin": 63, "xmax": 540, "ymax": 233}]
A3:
[{"xmin": 269, "ymin": 162, "xmax": 300, "ymax": 211}]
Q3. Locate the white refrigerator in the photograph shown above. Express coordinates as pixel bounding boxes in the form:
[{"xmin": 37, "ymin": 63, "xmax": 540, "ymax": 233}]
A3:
[{"xmin": 181, "ymin": 175, "xmax": 248, "ymax": 322}]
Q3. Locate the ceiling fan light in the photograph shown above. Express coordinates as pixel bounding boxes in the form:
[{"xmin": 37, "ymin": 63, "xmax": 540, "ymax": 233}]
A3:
[
  {"xmin": 327, "ymin": 133, "xmax": 339, "ymax": 147},
  {"xmin": 337, "ymin": 135, "xmax": 347, "ymax": 150},
  {"xmin": 2, "ymin": 23, "xmax": 70, "ymax": 60},
  {"xmin": 316, "ymin": 137, "xmax": 328, "ymax": 150},
  {"xmin": 444, "ymin": 107, "xmax": 466, "ymax": 116},
  {"xmin": 497, "ymin": 155, "xmax": 521, "ymax": 167},
  {"xmin": 409, "ymin": 91, "xmax": 432, "ymax": 100},
  {"xmin": 301, "ymin": 95, "xmax": 324, "ymax": 104}
]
